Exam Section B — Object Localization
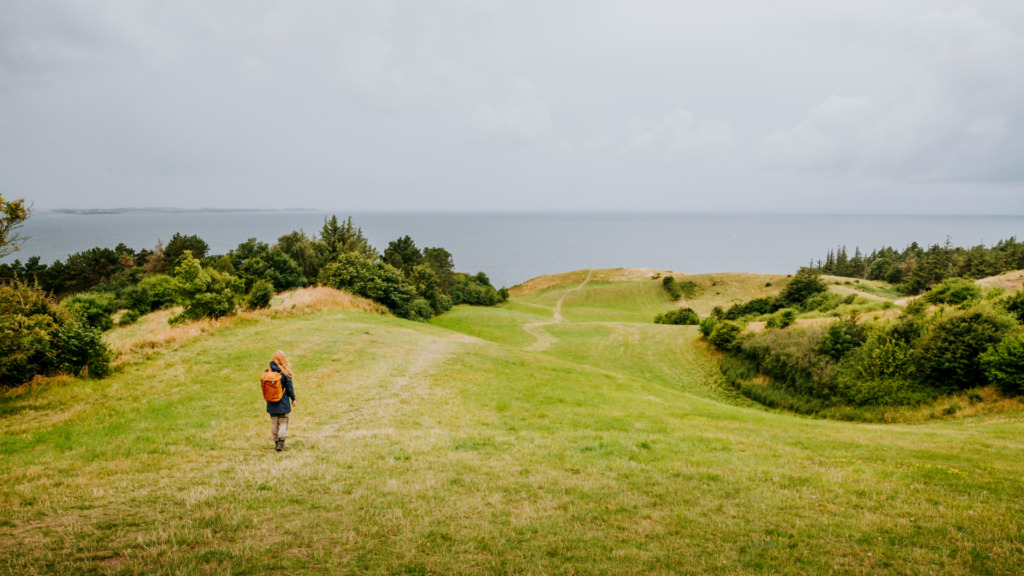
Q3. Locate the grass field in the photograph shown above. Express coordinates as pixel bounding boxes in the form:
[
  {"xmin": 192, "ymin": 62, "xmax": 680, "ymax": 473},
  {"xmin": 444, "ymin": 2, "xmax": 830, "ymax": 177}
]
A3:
[{"xmin": 2, "ymin": 275, "xmax": 1023, "ymax": 574}]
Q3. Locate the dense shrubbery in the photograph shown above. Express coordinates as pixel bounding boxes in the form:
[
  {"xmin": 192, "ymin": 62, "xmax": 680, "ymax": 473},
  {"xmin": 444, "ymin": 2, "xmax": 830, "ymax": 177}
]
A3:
[
  {"xmin": 1, "ymin": 281, "xmax": 113, "ymax": 386},
  {"xmin": 654, "ymin": 307, "xmax": 700, "ymax": 325},
  {"xmin": 721, "ymin": 269, "xmax": 829, "ymax": 321},
  {"xmin": 169, "ymin": 251, "xmax": 245, "ymax": 324},
  {"xmin": 923, "ymin": 277, "xmax": 981, "ymax": 306},
  {"xmin": 662, "ymin": 276, "xmax": 682, "ymax": 301},
  {"xmin": 813, "ymin": 236, "xmax": 1024, "ymax": 294},
  {"xmin": 712, "ymin": 292, "xmax": 1024, "ymax": 416}
]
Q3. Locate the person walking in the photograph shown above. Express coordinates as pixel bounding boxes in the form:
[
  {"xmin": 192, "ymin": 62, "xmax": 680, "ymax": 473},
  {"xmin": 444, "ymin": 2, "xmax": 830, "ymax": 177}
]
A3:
[{"xmin": 266, "ymin": 350, "xmax": 296, "ymax": 451}]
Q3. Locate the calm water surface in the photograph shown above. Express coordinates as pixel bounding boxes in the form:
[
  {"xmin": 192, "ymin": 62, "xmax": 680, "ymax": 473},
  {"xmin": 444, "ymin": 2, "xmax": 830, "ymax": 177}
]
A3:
[{"xmin": 7, "ymin": 212, "xmax": 1023, "ymax": 288}]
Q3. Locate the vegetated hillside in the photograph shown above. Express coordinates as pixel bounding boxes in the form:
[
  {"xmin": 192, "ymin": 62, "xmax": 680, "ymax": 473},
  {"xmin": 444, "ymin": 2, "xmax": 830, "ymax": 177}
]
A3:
[{"xmin": 2, "ymin": 273, "xmax": 1023, "ymax": 574}]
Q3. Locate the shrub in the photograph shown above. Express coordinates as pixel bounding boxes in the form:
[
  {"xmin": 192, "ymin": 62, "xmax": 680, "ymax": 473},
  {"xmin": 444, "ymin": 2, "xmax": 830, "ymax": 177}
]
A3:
[
  {"xmin": 319, "ymin": 253, "xmax": 423, "ymax": 319},
  {"xmin": 246, "ymin": 279, "xmax": 275, "ymax": 310},
  {"xmin": 816, "ymin": 317, "xmax": 867, "ymax": 361},
  {"xmin": 0, "ymin": 281, "xmax": 113, "ymax": 385},
  {"xmin": 765, "ymin": 309, "xmax": 797, "ymax": 329},
  {"xmin": 450, "ymin": 272, "xmax": 504, "ymax": 307},
  {"xmin": 724, "ymin": 297, "xmax": 778, "ymax": 320},
  {"xmin": 123, "ymin": 273, "xmax": 179, "ymax": 313},
  {"xmin": 654, "ymin": 307, "xmax": 700, "ymax": 325},
  {"xmin": 738, "ymin": 325, "xmax": 836, "ymax": 398},
  {"xmin": 698, "ymin": 316, "xmax": 719, "ymax": 338},
  {"xmin": 661, "ymin": 276, "xmax": 682, "ymax": 301},
  {"xmin": 803, "ymin": 291, "xmax": 844, "ymax": 312},
  {"xmin": 52, "ymin": 318, "xmax": 113, "ymax": 378},
  {"xmin": 923, "ymin": 277, "xmax": 981, "ymax": 306},
  {"xmin": 118, "ymin": 309, "xmax": 141, "ymax": 326},
  {"xmin": 999, "ymin": 289, "xmax": 1024, "ymax": 324},
  {"xmin": 913, "ymin": 309, "xmax": 1013, "ymax": 390},
  {"xmin": 707, "ymin": 321, "xmax": 742, "ymax": 350},
  {"xmin": 980, "ymin": 332, "xmax": 1024, "ymax": 396},
  {"xmin": 778, "ymin": 269, "xmax": 828, "ymax": 307},
  {"xmin": 170, "ymin": 251, "xmax": 244, "ymax": 324},
  {"xmin": 61, "ymin": 292, "xmax": 118, "ymax": 331}
]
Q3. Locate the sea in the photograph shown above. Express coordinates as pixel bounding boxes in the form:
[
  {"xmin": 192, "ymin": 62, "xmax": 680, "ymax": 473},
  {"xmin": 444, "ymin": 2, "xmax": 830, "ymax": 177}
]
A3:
[{"xmin": 5, "ymin": 211, "xmax": 1024, "ymax": 288}]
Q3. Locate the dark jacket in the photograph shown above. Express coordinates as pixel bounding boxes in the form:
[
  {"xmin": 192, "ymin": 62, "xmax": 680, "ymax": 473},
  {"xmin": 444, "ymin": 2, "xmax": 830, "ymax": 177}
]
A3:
[{"xmin": 266, "ymin": 361, "xmax": 295, "ymax": 415}]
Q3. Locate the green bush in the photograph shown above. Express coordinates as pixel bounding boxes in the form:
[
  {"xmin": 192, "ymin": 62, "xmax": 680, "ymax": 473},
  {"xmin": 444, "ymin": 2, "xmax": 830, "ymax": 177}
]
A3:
[
  {"xmin": 62, "ymin": 292, "xmax": 118, "ymax": 331},
  {"xmin": 318, "ymin": 253, "xmax": 423, "ymax": 319},
  {"xmin": 980, "ymin": 332, "xmax": 1024, "ymax": 396},
  {"xmin": 246, "ymin": 279, "xmax": 275, "ymax": 310},
  {"xmin": 118, "ymin": 309, "xmax": 141, "ymax": 326},
  {"xmin": 654, "ymin": 307, "xmax": 700, "ymax": 325},
  {"xmin": 698, "ymin": 316, "xmax": 719, "ymax": 338},
  {"xmin": 0, "ymin": 281, "xmax": 113, "ymax": 385},
  {"xmin": 662, "ymin": 276, "xmax": 682, "ymax": 301},
  {"xmin": 778, "ymin": 269, "xmax": 828, "ymax": 307},
  {"xmin": 123, "ymin": 273, "xmax": 179, "ymax": 313},
  {"xmin": 815, "ymin": 317, "xmax": 867, "ymax": 361},
  {"xmin": 913, "ymin": 309, "xmax": 1013, "ymax": 390},
  {"xmin": 999, "ymin": 289, "xmax": 1024, "ymax": 324},
  {"xmin": 765, "ymin": 309, "xmax": 796, "ymax": 329},
  {"xmin": 170, "ymin": 252, "xmax": 244, "ymax": 324},
  {"xmin": 724, "ymin": 297, "xmax": 778, "ymax": 320},
  {"xmin": 52, "ymin": 318, "xmax": 113, "ymax": 378},
  {"xmin": 450, "ymin": 272, "xmax": 504, "ymax": 307},
  {"xmin": 923, "ymin": 277, "xmax": 981, "ymax": 306},
  {"xmin": 707, "ymin": 321, "xmax": 742, "ymax": 350}
]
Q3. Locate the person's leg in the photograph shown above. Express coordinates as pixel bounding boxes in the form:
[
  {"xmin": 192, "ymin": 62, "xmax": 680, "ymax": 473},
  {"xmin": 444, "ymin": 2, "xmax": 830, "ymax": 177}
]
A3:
[
  {"xmin": 271, "ymin": 415, "xmax": 281, "ymax": 441},
  {"xmin": 277, "ymin": 415, "xmax": 289, "ymax": 443}
]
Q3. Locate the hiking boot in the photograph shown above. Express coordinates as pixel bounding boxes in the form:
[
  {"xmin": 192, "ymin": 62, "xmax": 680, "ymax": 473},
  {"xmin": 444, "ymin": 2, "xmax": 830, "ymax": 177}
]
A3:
[{"xmin": 275, "ymin": 439, "xmax": 283, "ymax": 452}]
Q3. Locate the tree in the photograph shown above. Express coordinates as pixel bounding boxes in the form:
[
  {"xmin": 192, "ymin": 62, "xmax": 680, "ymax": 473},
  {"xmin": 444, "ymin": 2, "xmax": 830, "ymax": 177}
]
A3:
[
  {"xmin": 316, "ymin": 215, "xmax": 378, "ymax": 264},
  {"xmin": 422, "ymin": 247, "xmax": 455, "ymax": 294},
  {"xmin": 0, "ymin": 195, "xmax": 30, "ymax": 259},
  {"xmin": 277, "ymin": 230, "xmax": 319, "ymax": 280},
  {"xmin": 163, "ymin": 233, "xmax": 210, "ymax": 267},
  {"xmin": 170, "ymin": 251, "xmax": 244, "ymax": 324},
  {"xmin": 779, "ymin": 268, "xmax": 827, "ymax": 307},
  {"xmin": 228, "ymin": 238, "xmax": 306, "ymax": 292},
  {"xmin": 383, "ymin": 235, "xmax": 423, "ymax": 277}
]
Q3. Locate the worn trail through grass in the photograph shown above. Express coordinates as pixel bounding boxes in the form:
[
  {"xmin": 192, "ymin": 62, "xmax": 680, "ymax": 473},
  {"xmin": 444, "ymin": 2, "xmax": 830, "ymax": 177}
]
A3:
[{"xmin": 522, "ymin": 269, "xmax": 592, "ymax": 351}]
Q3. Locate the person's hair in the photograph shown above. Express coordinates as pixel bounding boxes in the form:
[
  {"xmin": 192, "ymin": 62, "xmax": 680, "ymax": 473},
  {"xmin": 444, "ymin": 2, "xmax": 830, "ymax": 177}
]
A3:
[{"xmin": 271, "ymin": 350, "xmax": 293, "ymax": 379}]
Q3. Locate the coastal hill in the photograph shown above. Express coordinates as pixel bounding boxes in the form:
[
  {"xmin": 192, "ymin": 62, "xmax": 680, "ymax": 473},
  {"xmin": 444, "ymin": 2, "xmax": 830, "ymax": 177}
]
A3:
[{"xmin": 1, "ymin": 271, "xmax": 1022, "ymax": 574}]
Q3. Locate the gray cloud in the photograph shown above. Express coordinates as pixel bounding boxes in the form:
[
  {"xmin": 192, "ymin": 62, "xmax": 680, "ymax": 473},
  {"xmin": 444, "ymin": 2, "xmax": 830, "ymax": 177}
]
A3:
[
  {"xmin": 0, "ymin": 1, "xmax": 1022, "ymax": 212},
  {"xmin": 758, "ymin": 7, "xmax": 1024, "ymax": 182}
]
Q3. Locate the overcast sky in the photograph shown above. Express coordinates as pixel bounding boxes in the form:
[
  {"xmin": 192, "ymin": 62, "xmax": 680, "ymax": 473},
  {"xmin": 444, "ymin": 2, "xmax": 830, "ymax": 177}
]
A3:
[{"xmin": 2, "ymin": 0, "xmax": 1023, "ymax": 213}]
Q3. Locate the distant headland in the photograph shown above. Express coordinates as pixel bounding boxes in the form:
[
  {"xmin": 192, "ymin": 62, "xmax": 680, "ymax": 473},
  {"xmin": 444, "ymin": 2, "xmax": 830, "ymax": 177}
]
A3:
[{"xmin": 38, "ymin": 208, "xmax": 321, "ymax": 215}]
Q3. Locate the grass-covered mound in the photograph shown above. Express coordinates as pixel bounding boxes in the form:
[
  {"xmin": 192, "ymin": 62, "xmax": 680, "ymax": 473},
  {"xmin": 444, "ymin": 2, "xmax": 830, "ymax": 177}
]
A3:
[{"xmin": 1, "ymin": 271, "xmax": 1023, "ymax": 574}]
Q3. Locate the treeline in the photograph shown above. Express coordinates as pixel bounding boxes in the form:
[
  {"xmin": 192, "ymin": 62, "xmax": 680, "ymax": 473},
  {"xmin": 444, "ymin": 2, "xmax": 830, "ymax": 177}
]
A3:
[
  {"xmin": 1, "ymin": 215, "xmax": 506, "ymax": 386},
  {"xmin": 701, "ymin": 275, "xmax": 1024, "ymax": 420},
  {"xmin": 812, "ymin": 236, "xmax": 1024, "ymax": 294}
]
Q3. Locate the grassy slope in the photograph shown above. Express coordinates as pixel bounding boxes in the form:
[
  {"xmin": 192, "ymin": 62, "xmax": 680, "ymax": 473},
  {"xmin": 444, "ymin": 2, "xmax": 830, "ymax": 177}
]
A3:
[{"xmin": 2, "ymin": 274, "xmax": 1023, "ymax": 574}]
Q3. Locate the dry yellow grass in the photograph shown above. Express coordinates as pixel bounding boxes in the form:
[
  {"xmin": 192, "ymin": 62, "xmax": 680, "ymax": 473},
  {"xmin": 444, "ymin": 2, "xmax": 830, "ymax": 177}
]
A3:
[
  {"xmin": 975, "ymin": 269, "xmax": 1024, "ymax": 292},
  {"xmin": 104, "ymin": 286, "xmax": 384, "ymax": 366},
  {"xmin": 679, "ymin": 272, "xmax": 788, "ymax": 315},
  {"xmin": 272, "ymin": 285, "xmax": 386, "ymax": 316}
]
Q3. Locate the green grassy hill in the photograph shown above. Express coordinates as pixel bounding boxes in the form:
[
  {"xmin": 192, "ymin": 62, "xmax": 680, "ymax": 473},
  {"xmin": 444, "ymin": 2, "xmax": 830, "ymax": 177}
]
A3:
[{"xmin": 2, "ymin": 277, "xmax": 1022, "ymax": 574}]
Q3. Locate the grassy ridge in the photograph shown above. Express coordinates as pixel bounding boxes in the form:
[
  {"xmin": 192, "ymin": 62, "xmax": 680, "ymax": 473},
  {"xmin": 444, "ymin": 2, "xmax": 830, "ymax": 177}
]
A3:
[{"xmin": 1, "ymin": 272, "xmax": 1023, "ymax": 574}]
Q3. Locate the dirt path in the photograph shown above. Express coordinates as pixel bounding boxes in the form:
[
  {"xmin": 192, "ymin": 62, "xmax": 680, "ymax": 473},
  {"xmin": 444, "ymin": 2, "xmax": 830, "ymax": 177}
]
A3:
[{"xmin": 524, "ymin": 270, "xmax": 593, "ymax": 351}]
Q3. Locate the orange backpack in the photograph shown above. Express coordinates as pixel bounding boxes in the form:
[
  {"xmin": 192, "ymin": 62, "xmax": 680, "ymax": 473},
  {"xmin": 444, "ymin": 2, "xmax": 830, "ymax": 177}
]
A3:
[{"xmin": 260, "ymin": 369, "xmax": 284, "ymax": 402}]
